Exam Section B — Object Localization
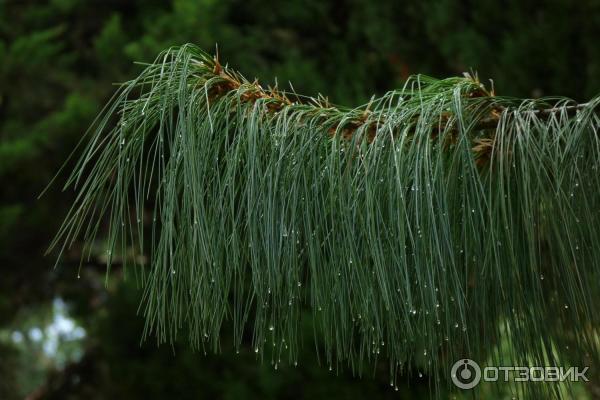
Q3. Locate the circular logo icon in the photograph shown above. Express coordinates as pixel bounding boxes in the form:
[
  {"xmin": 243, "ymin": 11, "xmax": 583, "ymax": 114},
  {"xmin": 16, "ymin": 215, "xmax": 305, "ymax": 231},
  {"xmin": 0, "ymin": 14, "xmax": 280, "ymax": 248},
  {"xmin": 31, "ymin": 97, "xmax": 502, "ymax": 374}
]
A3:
[{"xmin": 451, "ymin": 358, "xmax": 481, "ymax": 389}]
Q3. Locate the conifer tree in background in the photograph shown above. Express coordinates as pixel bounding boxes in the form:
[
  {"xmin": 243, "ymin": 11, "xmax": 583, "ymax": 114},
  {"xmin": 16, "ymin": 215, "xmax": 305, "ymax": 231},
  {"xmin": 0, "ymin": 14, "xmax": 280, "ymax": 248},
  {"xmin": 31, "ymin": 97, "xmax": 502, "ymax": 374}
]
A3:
[{"xmin": 53, "ymin": 44, "xmax": 600, "ymax": 399}]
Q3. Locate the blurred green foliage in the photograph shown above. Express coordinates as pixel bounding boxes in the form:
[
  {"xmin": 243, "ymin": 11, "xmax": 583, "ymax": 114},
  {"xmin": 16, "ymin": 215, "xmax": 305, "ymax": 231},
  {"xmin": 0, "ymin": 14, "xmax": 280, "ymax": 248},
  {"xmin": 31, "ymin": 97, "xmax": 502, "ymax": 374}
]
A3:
[{"xmin": 0, "ymin": 0, "xmax": 598, "ymax": 398}]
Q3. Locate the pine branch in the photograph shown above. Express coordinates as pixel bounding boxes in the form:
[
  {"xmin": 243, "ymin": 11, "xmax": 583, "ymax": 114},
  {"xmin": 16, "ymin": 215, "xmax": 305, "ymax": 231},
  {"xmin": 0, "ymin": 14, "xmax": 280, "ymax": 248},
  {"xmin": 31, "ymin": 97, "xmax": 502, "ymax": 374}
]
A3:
[{"xmin": 50, "ymin": 44, "xmax": 600, "ymax": 398}]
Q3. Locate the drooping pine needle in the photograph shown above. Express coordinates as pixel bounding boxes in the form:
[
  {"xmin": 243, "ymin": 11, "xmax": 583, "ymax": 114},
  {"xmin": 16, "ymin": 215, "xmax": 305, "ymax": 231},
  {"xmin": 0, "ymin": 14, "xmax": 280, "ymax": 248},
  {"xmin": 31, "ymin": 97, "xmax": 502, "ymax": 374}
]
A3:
[{"xmin": 51, "ymin": 44, "xmax": 600, "ymax": 398}]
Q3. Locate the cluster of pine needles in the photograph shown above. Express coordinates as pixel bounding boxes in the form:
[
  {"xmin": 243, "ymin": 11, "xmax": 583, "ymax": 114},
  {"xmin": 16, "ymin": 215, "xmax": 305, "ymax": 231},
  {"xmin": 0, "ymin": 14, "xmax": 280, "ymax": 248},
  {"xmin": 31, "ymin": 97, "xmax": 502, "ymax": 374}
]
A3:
[{"xmin": 51, "ymin": 44, "xmax": 600, "ymax": 397}]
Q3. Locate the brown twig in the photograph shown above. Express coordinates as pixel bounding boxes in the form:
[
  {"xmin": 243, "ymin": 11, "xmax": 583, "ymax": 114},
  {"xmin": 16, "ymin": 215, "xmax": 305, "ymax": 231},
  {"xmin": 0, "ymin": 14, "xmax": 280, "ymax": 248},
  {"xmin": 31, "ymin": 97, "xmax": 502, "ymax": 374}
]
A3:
[{"xmin": 202, "ymin": 61, "xmax": 597, "ymax": 151}]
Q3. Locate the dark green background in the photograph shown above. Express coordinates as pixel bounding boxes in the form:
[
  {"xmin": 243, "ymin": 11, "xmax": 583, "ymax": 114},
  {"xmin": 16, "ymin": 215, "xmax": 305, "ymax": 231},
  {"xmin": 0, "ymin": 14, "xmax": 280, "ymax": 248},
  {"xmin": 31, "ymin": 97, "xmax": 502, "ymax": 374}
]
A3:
[{"xmin": 1, "ymin": 0, "xmax": 598, "ymax": 398}]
